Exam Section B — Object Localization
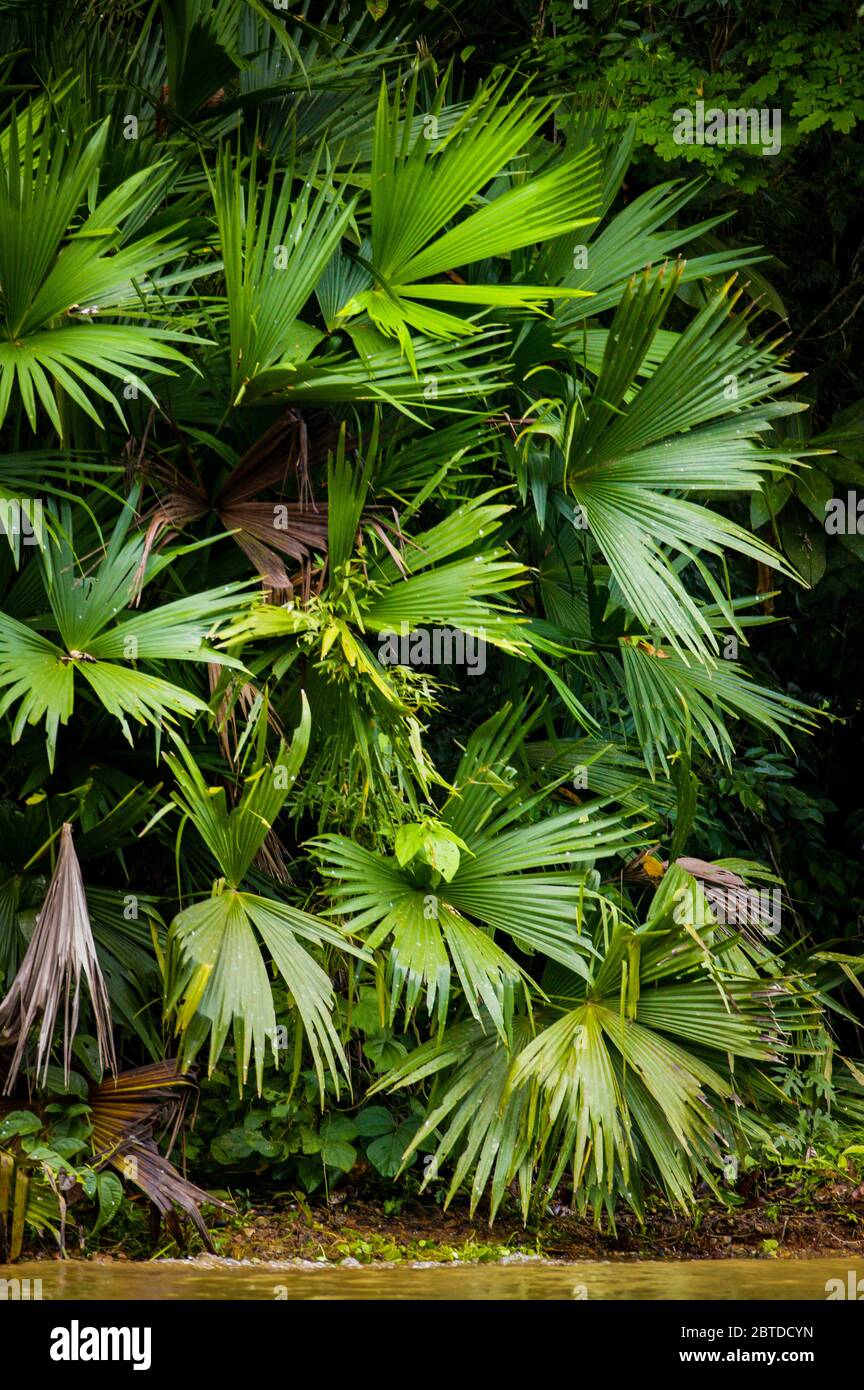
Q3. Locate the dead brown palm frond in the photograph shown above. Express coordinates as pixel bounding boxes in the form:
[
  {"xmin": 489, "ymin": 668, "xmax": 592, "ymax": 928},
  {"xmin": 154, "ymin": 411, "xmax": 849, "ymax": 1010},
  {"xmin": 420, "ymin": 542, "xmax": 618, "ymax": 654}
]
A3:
[
  {"xmin": 0, "ymin": 823, "xmax": 116, "ymax": 1095},
  {"xmin": 623, "ymin": 850, "xmax": 780, "ymax": 944},
  {"xmin": 251, "ymin": 830, "xmax": 293, "ymax": 885},
  {"xmin": 88, "ymin": 1060, "xmax": 231, "ymax": 1250},
  {"xmin": 673, "ymin": 856, "xmax": 752, "ymax": 889},
  {"xmin": 223, "ymin": 500, "xmax": 327, "ymax": 594},
  {"xmin": 225, "ymin": 408, "xmax": 313, "ymax": 508},
  {"xmin": 207, "ymin": 664, "xmax": 285, "ymax": 765},
  {"xmin": 112, "ymin": 1140, "xmax": 223, "ymax": 1248},
  {"xmin": 674, "ymin": 856, "xmax": 782, "ymax": 943},
  {"xmin": 367, "ymin": 514, "xmax": 409, "ymax": 577},
  {"xmin": 87, "ymin": 1059, "xmax": 194, "ymax": 1152},
  {"xmin": 0, "ymin": 1062, "xmax": 230, "ymax": 1257},
  {"xmin": 133, "ymin": 410, "xmax": 334, "ymax": 600}
]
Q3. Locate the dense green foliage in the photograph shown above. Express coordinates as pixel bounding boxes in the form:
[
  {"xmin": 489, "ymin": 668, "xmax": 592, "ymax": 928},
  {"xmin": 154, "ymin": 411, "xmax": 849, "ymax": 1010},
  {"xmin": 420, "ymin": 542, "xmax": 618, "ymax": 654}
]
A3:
[{"xmin": 0, "ymin": 1, "xmax": 862, "ymax": 1253}]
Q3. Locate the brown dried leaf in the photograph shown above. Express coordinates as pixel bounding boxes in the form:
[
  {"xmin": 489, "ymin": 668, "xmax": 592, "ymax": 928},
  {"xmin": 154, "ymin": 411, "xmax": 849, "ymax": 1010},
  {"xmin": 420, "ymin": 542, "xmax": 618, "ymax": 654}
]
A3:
[{"xmin": 0, "ymin": 824, "xmax": 116, "ymax": 1095}]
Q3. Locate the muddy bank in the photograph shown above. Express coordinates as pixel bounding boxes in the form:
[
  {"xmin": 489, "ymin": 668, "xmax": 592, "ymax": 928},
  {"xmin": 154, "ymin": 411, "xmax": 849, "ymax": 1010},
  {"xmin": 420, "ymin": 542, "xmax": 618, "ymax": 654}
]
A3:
[
  {"xmin": 20, "ymin": 1167, "xmax": 864, "ymax": 1267},
  {"xmin": 205, "ymin": 1195, "xmax": 863, "ymax": 1264},
  {"xmin": 50, "ymin": 1172, "xmax": 861, "ymax": 1266}
]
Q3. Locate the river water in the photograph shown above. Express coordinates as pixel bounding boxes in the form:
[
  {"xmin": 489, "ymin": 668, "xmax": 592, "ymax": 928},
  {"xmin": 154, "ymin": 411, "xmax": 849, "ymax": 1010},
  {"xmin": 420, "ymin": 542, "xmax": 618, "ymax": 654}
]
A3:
[{"xmin": 3, "ymin": 1256, "xmax": 861, "ymax": 1299}]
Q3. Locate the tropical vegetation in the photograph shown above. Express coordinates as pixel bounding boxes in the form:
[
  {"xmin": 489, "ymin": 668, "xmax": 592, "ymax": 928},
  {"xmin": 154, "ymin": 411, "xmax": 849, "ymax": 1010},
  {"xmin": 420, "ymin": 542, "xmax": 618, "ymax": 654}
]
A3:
[{"xmin": 0, "ymin": 0, "xmax": 861, "ymax": 1261}]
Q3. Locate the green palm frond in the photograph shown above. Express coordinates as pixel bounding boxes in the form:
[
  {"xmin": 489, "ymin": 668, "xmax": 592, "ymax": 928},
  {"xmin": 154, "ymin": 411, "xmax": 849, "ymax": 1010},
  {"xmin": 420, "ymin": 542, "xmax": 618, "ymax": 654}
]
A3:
[
  {"xmin": 311, "ymin": 703, "xmax": 647, "ymax": 1034},
  {"xmin": 550, "ymin": 165, "xmax": 765, "ymax": 325},
  {"xmin": 224, "ymin": 489, "xmax": 532, "ymax": 661},
  {"xmin": 0, "ymin": 114, "xmax": 203, "ymax": 433},
  {"xmin": 0, "ymin": 497, "xmax": 251, "ymax": 767},
  {"xmin": 371, "ymin": 1017, "xmax": 538, "ymax": 1221},
  {"xmin": 374, "ymin": 865, "xmax": 816, "ymax": 1221},
  {"xmin": 557, "ymin": 269, "xmax": 804, "ymax": 654},
  {"xmin": 161, "ymin": 695, "xmax": 362, "ymax": 1092},
  {"xmin": 338, "ymin": 73, "xmax": 600, "ymax": 352},
  {"xmin": 619, "ymin": 638, "xmax": 818, "ymax": 775},
  {"xmin": 240, "ymin": 323, "xmax": 508, "ymax": 412},
  {"xmin": 213, "ymin": 141, "xmax": 357, "ymax": 404},
  {"xmin": 163, "ymin": 691, "xmax": 312, "ymax": 887}
]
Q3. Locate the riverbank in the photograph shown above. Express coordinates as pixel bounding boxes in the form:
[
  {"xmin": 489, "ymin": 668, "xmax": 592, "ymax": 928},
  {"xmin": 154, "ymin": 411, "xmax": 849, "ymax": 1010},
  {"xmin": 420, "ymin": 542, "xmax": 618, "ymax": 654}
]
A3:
[
  {"xmin": 41, "ymin": 1170, "xmax": 863, "ymax": 1267},
  {"xmin": 201, "ymin": 1193, "xmax": 864, "ymax": 1265}
]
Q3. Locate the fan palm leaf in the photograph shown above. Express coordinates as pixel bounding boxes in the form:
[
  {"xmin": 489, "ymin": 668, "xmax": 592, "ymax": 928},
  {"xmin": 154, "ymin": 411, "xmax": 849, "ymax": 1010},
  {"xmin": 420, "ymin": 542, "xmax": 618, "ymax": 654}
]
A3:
[
  {"xmin": 0, "ymin": 495, "xmax": 252, "ymax": 767},
  {"xmin": 312, "ymin": 702, "xmax": 648, "ymax": 1035},
  {"xmin": 161, "ymin": 695, "xmax": 363, "ymax": 1092},
  {"xmin": 374, "ymin": 865, "xmax": 816, "ymax": 1221},
  {"xmin": 338, "ymin": 72, "xmax": 600, "ymax": 351},
  {"xmin": 0, "ymin": 113, "xmax": 203, "ymax": 433}
]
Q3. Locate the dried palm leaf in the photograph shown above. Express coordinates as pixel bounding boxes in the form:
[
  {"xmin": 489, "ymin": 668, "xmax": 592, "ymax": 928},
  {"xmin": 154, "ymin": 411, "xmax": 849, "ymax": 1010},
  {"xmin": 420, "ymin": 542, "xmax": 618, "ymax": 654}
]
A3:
[
  {"xmin": 207, "ymin": 662, "xmax": 285, "ymax": 765},
  {"xmin": 87, "ymin": 1059, "xmax": 194, "ymax": 1152},
  {"xmin": 623, "ymin": 850, "xmax": 780, "ymax": 943},
  {"xmin": 0, "ymin": 823, "xmax": 116, "ymax": 1094},
  {"xmin": 134, "ymin": 410, "xmax": 333, "ymax": 600},
  {"xmin": 0, "ymin": 1062, "xmax": 229, "ymax": 1255},
  {"xmin": 88, "ymin": 1061, "xmax": 230, "ymax": 1249},
  {"xmin": 111, "ymin": 1141, "xmax": 222, "ymax": 1248}
]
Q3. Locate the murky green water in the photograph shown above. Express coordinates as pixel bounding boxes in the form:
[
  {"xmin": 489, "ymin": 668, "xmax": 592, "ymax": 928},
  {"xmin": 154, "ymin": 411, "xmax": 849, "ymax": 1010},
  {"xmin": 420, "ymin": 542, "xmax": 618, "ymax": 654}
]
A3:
[{"xmin": 3, "ymin": 1256, "xmax": 861, "ymax": 1299}]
